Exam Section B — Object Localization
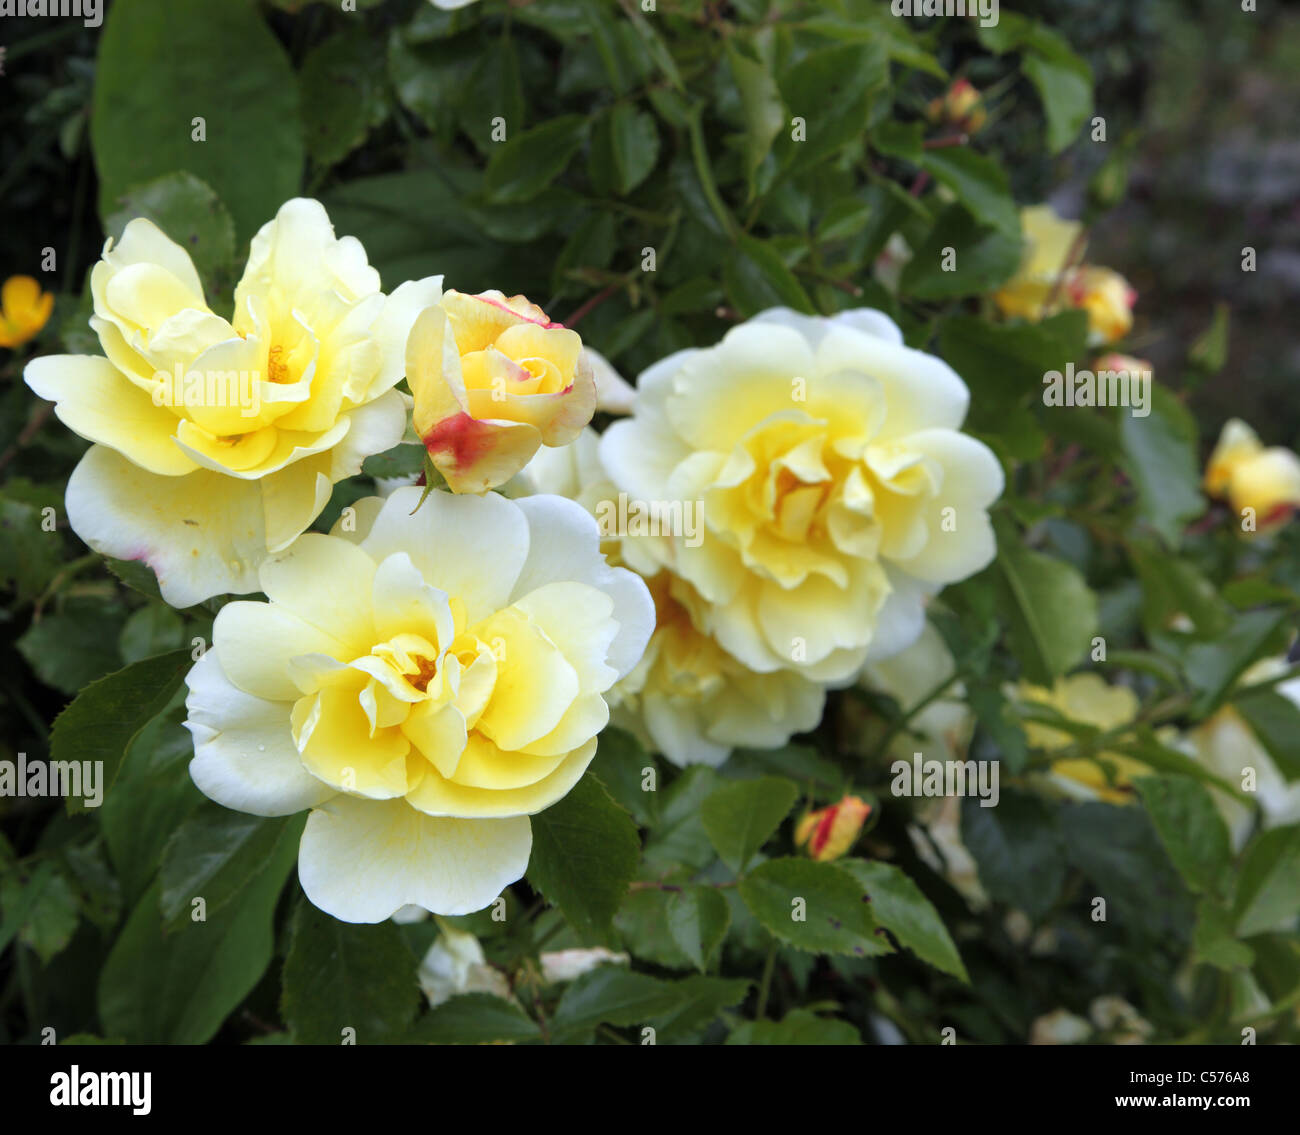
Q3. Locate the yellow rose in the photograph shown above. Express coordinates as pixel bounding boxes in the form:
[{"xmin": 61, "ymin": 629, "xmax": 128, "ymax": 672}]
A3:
[
  {"xmin": 410, "ymin": 290, "xmax": 596, "ymax": 494},
  {"xmin": 183, "ymin": 487, "xmax": 653, "ymax": 922},
  {"xmin": 1204, "ymin": 418, "xmax": 1300, "ymax": 533},
  {"xmin": 795, "ymin": 795, "xmax": 872, "ymax": 861},
  {"xmin": 611, "ymin": 571, "xmax": 825, "ymax": 768},
  {"xmin": 1015, "ymin": 673, "xmax": 1147, "ymax": 804},
  {"xmin": 993, "ymin": 205, "xmax": 1084, "ymax": 323},
  {"xmin": 994, "ymin": 206, "xmax": 1135, "ymax": 346},
  {"xmin": 25, "ymin": 199, "xmax": 441, "ymax": 607},
  {"xmin": 518, "ymin": 431, "xmax": 824, "ymax": 768},
  {"xmin": 1064, "ymin": 265, "xmax": 1135, "ymax": 346},
  {"xmin": 0, "ymin": 275, "xmax": 54, "ymax": 349},
  {"xmin": 600, "ymin": 307, "xmax": 1004, "ymax": 682}
]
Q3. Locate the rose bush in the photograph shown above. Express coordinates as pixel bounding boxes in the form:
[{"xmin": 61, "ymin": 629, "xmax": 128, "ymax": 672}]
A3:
[{"xmin": 2, "ymin": 0, "xmax": 1299, "ymax": 1051}]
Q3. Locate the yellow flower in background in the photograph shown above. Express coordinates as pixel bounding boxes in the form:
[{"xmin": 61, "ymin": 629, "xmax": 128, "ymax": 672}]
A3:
[
  {"xmin": 611, "ymin": 571, "xmax": 825, "ymax": 768},
  {"xmin": 0, "ymin": 275, "xmax": 54, "ymax": 349},
  {"xmin": 1063, "ymin": 265, "xmax": 1135, "ymax": 345},
  {"xmin": 993, "ymin": 205, "xmax": 1083, "ymax": 323},
  {"xmin": 1177, "ymin": 659, "xmax": 1300, "ymax": 849},
  {"xmin": 24, "ymin": 198, "xmax": 441, "ymax": 608},
  {"xmin": 993, "ymin": 205, "xmax": 1136, "ymax": 346},
  {"xmin": 183, "ymin": 487, "xmax": 653, "ymax": 922},
  {"xmin": 1204, "ymin": 418, "xmax": 1300, "ymax": 533},
  {"xmin": 927, "ymin": 78, "xmax": 987, "ymax": 133},
  {"xmin": 795, "ymin": 795, "xmax": 872, "ymax": 861},
  {"xmin": 1015, "ymin": 673, "xmax": 1148, "ymax": 804},
  {"xmin": 517, "ymin": 432, "xmax": 824, "ymax": 769},
  {"xmin": 410, "ymin": 290, "xmax": 597, "ymax": 494},
  {"xmin": 600, "ymin": 307, "xmax": 1004, "ymax": 683}
]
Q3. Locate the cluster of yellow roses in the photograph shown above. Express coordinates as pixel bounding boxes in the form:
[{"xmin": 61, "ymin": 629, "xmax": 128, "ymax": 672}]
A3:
[{"xmin": 22, "ymin": 198, "xmax": 1014, "ymax": 921}]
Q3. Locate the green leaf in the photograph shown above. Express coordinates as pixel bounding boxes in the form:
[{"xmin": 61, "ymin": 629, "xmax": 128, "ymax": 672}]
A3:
[
  {"xmin": 1128, "ymin": 540, "xmax": 1230, "ymax": 639},
  {"xmin": 776, "ymin": 42, "xmax": 885, "ymax": 168},
  {"xmin": 118, "ymin": 603, "xmax": 185, "ymax": 665},
  {"xmin": 1193, "ymin": 899, "xmax": 1254, "ymax": 970},
  {"xmin": 459, "ymin": 36, "xmax": 525, "ymax": 156},
  {"xmin": 51, "ymin": 648, "xmax": 193, "ymax": 813},
  {"xmin": 18, "ymin": 606, "xmax": 126, "ymax": 696},
  {"xmin": 1249, "ymin": 933, "xmax": 1300, "ymax": 1004},
  {"xmin": 838, "ymin": 859, "xmax": 968, "ymax": 981},
  {"xmin": 1183, "ymin": 610, "xmax": 1289, "ymax": 715},
  {"xmin": 979, "ymin": 14, "xmax": 1093, "ymax": 154},
  {"xmin": 1112, "ymin": 731, "xmax": 1246, "ymax": 801},
  {"xmin": 940, "ymin": 311, "xmax": 1086, "ymax": 459},
  {"xmin": 1022, "ymin": 46, "xmax": 1093, "ymax": 154},
  {"xmin": 1234, "ymin": 689, "xmax": 1300, "ymax": 780},
  {"xmin": 98, "ymin": 820, "xmax": 298, "ymax": 1044},
  {"xmin": 1119, "ymin": 385, "xmax": 1204, "ymax": 546},
  {"xmin": 101, "ymin": 712, "xmax": 203, "ymax": 906},
  {"xmin": 700, "ymin": 775, "xmax": 799, "ymax": 874},
  {"xmin": 387, "ymin": 25, "xmax": 478, "ymax": 136},
  {"xmin": 1136, "ymin": 776, "xmax": 1231, "ymax": 896},
  {"xmin": 643, "ymin": 765, "xmax": 720, "ymax": 873},
  {"xmin": 727, "ymin": 1008, "xmax": 861, "ymax": 1045},
  {"xmin": 1060, "ymin": 802, "xmax": 1194, "ymax": 941},
  {"xmin": 616, "ymin": 888, "xmax": 694, "ymax": 969},
  {"xmin": 900, "ymin": 205, "xmax": 1022, "ymax": 300},
  {"xmin": 0, "ymin": 860, "xmax": 80, "ymax": 964},
  {"xmin": 961, "ymin": 790, "xmax": 1064, "ymax": 920},
  {"xmin": 991, "ymin": 525, "xmax": 1098, "ymax": 686},
  {"xmin": 281, "ymin": 899, "xmax": 421, "ymax": 1044},
  {"xmin": 406, "ymin": 993, "xmax": 540, "ymax": 1045},
  {"xmin": 589, "ymin": 103, "xmax": 660, "ymax": 196},
  {"xmin": 104, "ymin": 171, "xmax": 237, "ymax": 304},
  {"xmin": 667, "ymin": 886, "xmax": 731, "ymax": 972},
  {"xmin": 645, "ymin": 975, "xmax": 751, "ymax": 1042},
  {"xmin": 1189, "ymin": 302, "xmax": 1231, "ymax": 375},
  {"xmin": 92, "ymin": 0, "xmax": 303, "ymax": 243},
  {"xmin": 527, "ymin": 773, "xmax": 639, "ymax": 942},
  {"xmin": 918, "ymin": 147, "xmax": 1019, "ymax": 238},
  {"xmin": 738, "ymin": 858, "xmax": 891, "ymax": 957},
  {"xmin": 105, "ymin": 557, "xmax": 165, "ymax": 601},
  {"xmin": 550, "ymin": 966, "xmax": 685, "ymax": 1038},
  {"xmin": 299, "ymin": 33, "xmax": 385, "ymax": 170},
  {"xmin": 592, "ymin": 727, "xmax": 659, "ymax": 826},
  {"xmin": 726, "ymin": 40, "xmax": 783, "ymax": 190},
  {"xmin": 485, "ymin": 115, "xmax": 588, "ymax": 204},
  {"xmin": 1234, "ymin": 827, "xmax": 1300, "ymax": 937},
  {"xmin": 725, "ymin": 235, "xmax": 814, "ymax": 317},
  {"xmin": 160, "ymin": 804, "xmax": 295, "ymax": 932}
]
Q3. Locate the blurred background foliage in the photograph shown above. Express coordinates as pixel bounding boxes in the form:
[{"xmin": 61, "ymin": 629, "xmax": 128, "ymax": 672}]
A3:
[{"xmin": 1, "ymin": 0, "xmax": 1299, "ymax": 1046}]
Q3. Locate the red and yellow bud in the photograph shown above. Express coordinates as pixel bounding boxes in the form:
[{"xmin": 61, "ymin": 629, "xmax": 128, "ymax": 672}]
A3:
[
  {"xmin": 795, "ymin": 795, "xmax": 872, "ymax": 861},
  {"xmin": 927, "ymin": 79, "xmax": 987, "ymax": 133},
  {"xmin": 410, "ymin": 290, "xmax": 597, "ymax": 493}
]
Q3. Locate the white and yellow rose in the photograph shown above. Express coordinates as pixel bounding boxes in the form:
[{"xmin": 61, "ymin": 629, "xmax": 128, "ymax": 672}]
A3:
[
  {"xmin": 517, "ymin": 428, "xmax": 825, "ymax": 767},
  {"xmin": 611, "ymin": 571, "xmax": 825, "ymax": 767},
  {"xmin": 599, "ymin": 307, "xmax": 1004, "ymax": 682},
  {"xmin": 183, "ymin": 487, "xmax": 652, "ymax": 922},
  {"xmin": 25, "ymin": 198, "xmax": 440, "ymax": 607}
]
